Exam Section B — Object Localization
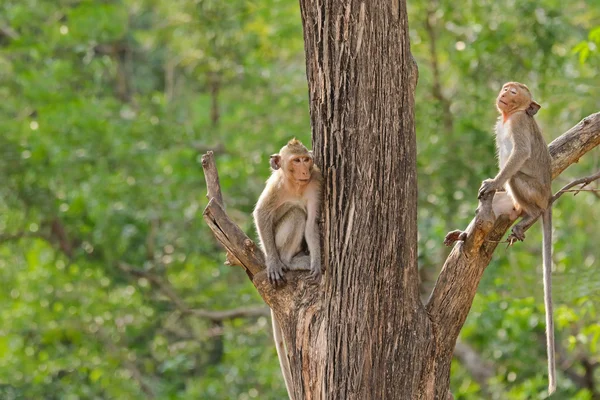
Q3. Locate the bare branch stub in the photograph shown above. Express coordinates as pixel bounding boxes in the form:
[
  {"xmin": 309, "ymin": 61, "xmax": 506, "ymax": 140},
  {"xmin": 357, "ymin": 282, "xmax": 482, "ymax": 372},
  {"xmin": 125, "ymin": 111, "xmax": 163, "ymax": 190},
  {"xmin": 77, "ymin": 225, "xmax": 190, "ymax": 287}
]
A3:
[
  {"xmin": 201, "ymin": 151, "xmax": 224, "ymax": 207},
  {"xmin": 203, "ymin": 199, "xmax": 265, "ymax": 279},
  {"xmin": 201, "ymin": 151, "xmax": 264, "ymax": 278}
]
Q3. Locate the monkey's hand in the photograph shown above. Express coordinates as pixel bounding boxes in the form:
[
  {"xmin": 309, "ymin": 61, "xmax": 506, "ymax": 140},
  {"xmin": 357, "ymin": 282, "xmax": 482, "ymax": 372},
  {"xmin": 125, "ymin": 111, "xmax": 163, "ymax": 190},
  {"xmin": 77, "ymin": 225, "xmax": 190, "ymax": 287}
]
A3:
[
  {"xmin": 444, "ymin": 230, "xmax": 467, "ymax": 246},
  {"xmin": 478, "ymin": 178, "xmax": 501, "ymax": 199},
  {"xmin": 266, "ymin": 258, "xmax": 287, "ymax": 287}
]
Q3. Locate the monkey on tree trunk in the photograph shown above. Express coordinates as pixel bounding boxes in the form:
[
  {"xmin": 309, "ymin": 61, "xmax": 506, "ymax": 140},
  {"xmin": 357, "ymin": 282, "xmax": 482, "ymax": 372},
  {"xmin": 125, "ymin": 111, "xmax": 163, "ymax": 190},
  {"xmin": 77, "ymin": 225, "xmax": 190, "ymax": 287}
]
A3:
[
  {"xmin": 477, "ymin": 82, "xmax": 556, "ymax": 394},
  {"xmin": 253, "ymin": 138, "xmax": 322, "ymax": 399}
]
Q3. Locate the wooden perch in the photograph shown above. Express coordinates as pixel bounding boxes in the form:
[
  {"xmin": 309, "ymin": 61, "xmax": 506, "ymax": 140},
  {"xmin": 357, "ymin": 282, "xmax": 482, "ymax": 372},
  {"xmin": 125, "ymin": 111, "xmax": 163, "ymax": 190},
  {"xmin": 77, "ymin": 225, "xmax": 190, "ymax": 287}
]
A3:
[
  {"xmin": 428, "ymin": 112, "xmax": 600, "ymax": 352},
  {"xmin": 201, "ymin": 151, "xmax": 224, "ymax": 206},
  {"xmin": 203, "ymin": 199, "xmax": 265, "ymax": 279},
  {"xmin": 201, "ymin": 151, "xmax": 265, "ymax": 280}
]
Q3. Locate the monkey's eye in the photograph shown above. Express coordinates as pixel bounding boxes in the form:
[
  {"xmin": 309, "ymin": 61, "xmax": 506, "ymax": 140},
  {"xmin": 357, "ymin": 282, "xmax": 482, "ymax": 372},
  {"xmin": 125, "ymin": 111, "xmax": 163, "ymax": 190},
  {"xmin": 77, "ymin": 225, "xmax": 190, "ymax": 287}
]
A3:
[
  {"xmin": 293, "ymin": 158, "xmax": 301, "ymax": 164},
  {"xmin": 510, "ymin": 89, "xmax": 517, "ymax": 94}
]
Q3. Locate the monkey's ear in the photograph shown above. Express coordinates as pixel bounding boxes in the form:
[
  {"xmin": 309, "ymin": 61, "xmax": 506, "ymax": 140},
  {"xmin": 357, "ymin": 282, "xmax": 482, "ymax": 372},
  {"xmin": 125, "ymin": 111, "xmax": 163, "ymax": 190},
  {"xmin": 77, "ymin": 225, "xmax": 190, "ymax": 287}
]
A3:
[
  {"xmin": 270, "ymin": 154, "xmax": 281, "ymax": 170},
  {"xmin": 526, "ymin": 101, "xmax": 541, "ymax": 116}
]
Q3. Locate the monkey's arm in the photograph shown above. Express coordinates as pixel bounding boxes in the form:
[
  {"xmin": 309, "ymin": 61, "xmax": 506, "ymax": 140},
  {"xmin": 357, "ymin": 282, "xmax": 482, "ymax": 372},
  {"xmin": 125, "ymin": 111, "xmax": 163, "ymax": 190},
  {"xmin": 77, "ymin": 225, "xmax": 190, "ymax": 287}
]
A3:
[
  {"xmin": 254, "ymin": 198, "xmax": 287, "ymax": 285},
  {"xmin": 254, "ymin": 210, "xmax": 278, "ymax": 260},
  {"xmin": 479, "ymin": 122, "xmax": 532, "ymax": 198},
  {"xmin": 494, "ymin": 140, "xmax": 531, "ymax": 186}
]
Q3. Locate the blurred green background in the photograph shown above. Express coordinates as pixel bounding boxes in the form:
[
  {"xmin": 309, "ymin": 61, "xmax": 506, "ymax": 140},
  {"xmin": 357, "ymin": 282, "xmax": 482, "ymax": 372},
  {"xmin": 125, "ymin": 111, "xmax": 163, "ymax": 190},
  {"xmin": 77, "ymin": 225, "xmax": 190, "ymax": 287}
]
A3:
[{"xmin": 0, "ymin": 0, "xmax": 599, "ymax": 399}]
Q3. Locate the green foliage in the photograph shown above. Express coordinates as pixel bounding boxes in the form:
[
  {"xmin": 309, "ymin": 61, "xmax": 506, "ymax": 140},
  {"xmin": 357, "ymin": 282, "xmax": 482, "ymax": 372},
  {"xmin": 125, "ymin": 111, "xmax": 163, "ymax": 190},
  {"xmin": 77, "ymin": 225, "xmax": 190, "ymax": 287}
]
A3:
[
  {"xmin": 0, "ymin": 0, "xmax": 598, "ymax": 398},
  {"xmin": 574, "ymin": 26, "xmax": 600, "ymax": 63}
]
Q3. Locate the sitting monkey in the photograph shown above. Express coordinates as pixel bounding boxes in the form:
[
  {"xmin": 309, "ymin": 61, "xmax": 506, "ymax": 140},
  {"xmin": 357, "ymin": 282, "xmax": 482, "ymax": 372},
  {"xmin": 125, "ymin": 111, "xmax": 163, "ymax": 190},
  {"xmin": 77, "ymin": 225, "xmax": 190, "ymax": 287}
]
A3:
[{"xmin": 253, "ymin": 138, "xmax": 323, "ymax": 286}]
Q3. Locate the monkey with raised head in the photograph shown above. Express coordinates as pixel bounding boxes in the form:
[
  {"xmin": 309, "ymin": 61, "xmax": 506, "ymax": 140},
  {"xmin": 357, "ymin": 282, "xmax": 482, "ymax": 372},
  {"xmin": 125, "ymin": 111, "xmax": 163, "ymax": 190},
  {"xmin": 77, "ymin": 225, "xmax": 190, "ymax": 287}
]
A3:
[
  {"xmin": 253, "ymin": 138, "xmax": 322, "ymax": 400},
  {"xmin": 478, "ymin": 82, "xmax": 556, "ymax": 394}
]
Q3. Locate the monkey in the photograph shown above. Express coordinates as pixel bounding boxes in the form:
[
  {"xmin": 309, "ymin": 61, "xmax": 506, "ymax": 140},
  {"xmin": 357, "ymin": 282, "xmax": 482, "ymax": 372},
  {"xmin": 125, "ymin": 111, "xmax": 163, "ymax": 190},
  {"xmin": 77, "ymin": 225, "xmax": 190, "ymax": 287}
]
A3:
[
  {"xmin": 478, "ymin": 82, "xmax": 556, "ymax": 394},
  {"xmin": 253, "ymin": 138, "xmax": 322, "ymax": 400},
  {"xmin": 253, "ymin": 138, "xmax": 323, "ymax": 285}
]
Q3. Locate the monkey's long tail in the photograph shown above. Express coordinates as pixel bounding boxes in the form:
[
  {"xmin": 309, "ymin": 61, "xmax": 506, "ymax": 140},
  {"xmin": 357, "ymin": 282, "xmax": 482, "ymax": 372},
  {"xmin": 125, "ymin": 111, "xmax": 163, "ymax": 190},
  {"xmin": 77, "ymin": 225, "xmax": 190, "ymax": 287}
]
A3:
[
  {"xmin": 542, "ymin": 208, "xmax": 556, "ymax": 395},
  {"xmin": 271, "ymin": 310, "xmax": 294, "ymax": 400}
]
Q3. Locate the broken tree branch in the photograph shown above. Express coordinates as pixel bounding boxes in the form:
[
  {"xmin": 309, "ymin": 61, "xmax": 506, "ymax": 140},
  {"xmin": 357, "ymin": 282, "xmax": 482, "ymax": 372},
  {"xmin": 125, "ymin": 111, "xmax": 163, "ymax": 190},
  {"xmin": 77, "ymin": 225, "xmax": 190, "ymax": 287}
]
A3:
[
  {"xmin": 428, "ymin": 112, "xmax": 600, "ymax": 351},
  {"xmin": 203, "ymin": 199, "xmax": 265, "ymax": 279},
  {"xmin": 201, "ymin": 151, "xmax": 255, "ymax": 275},
  {"xmin": 201, "ymin": 151, "xmax": 224, "ymax": 207}
]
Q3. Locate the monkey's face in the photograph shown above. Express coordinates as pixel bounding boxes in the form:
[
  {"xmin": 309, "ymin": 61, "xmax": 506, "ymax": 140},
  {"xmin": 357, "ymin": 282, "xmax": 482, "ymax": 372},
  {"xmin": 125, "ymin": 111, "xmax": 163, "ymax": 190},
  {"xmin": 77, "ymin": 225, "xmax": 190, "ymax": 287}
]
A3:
[
  {"xmin": 285, "ymin": 153, "xmax": 314, "ymax": 185},
  {"xmin": 496, "ymin": 84, "xmax": 527, "ymax": 113},
  {"xmin": 496, "ymin": 82, "xmax": 540, "ymax": 117}
]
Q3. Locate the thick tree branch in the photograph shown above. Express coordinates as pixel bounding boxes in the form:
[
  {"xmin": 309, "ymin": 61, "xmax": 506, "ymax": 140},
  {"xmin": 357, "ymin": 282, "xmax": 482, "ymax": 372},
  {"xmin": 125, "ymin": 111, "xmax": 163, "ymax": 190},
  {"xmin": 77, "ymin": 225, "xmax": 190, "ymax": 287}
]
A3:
[
  {"xmin": 201, "ymin": 151, "xmax": 260, "ymax": 278},
  {"xmin": 549, "ymin": 113, "xmax": 600, "ymax": 179},
  {"xmin": 427, "ymin": 112, "xmax": 600, "ymax": 351}
]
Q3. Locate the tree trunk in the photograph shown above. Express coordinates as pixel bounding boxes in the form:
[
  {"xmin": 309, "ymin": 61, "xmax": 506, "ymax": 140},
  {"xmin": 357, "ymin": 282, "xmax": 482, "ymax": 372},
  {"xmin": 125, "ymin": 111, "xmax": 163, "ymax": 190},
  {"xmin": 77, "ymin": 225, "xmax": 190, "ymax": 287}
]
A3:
[
  {"xmin": 201, "ymin": 0, "xmax": 600, "ymax": 396},
  {"xmin": 296, "ymin": 0, "xmax": 437, "ymax": 398}
]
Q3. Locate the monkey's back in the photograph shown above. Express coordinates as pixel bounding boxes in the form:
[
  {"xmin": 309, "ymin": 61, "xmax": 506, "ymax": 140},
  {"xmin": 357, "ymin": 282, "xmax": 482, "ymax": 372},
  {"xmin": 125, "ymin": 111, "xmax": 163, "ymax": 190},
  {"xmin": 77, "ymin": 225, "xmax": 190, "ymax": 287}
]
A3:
[
  {"xmin": 508, "ymin": 114, "xmax": 553, "ymax": 211},
  {"xmin": 520, "ymin": 117, "xmax": 552, "ymax": 185}
]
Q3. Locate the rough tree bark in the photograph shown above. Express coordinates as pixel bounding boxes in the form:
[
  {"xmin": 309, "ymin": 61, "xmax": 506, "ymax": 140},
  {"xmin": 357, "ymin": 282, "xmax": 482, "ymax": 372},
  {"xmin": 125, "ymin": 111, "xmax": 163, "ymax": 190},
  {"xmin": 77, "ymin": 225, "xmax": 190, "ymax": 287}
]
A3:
[{"xmin": 201, "ymin": 0, "xmax": 600, "ymax": 397}]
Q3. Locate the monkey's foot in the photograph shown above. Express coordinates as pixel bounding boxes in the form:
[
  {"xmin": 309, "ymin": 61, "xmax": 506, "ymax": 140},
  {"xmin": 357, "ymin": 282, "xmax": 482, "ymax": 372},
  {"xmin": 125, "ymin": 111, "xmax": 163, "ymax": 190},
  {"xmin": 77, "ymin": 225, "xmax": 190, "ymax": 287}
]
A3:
[
  {"xmin": 444, "ymin": 230, "xmax": 467, "ymax": 246},
  {"xmin": 506, "ymin": 228, "xmax": 525, "ymax": 246},
  {"xmin": 308, "ymin": 268, "xmax": 322, "ymax": 284},
  {"xmin": 267, "ymin": 261, "xmax": 287, "ymax": 287}
]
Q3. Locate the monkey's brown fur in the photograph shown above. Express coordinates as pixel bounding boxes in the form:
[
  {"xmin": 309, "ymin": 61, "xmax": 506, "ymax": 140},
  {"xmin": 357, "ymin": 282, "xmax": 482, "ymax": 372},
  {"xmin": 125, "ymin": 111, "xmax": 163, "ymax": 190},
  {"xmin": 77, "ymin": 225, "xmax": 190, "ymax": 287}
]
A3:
[
  {"xmin": 479, "ymin": 82, "xmax": 556, "ymax": 394},
  {"xmin": 253, "ymin": 138, "xmax": 323, "ymax": 285}
]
